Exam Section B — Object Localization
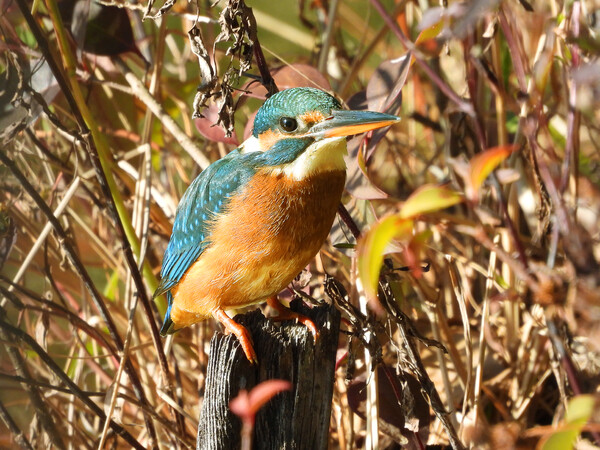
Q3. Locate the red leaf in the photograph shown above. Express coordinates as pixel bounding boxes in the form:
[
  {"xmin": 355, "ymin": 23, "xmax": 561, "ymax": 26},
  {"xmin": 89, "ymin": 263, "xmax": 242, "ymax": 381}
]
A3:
[
  {"xmin": 229, "ymin": 379, "xmax": 292, "ymax": 425},
  {"xmin": 194, "ymin": 102, "xmax": 240, "ymax": 145}
]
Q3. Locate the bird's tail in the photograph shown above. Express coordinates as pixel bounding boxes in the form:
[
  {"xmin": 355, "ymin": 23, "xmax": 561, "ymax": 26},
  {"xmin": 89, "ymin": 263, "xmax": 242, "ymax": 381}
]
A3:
[{"xmin": 159, "ymin": 292, "xmax": 177, "ymax": 336}]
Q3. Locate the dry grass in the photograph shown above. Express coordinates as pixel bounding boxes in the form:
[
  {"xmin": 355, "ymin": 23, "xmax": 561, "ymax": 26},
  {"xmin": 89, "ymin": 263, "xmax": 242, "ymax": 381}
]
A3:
[{"xmin": 1, "ymin": 0, "xmax": 600, "ymax": 448}]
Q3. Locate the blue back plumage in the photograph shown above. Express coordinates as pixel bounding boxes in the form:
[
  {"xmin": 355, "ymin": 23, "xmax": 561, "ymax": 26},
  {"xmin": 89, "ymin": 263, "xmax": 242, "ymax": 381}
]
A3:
[{"xmin": 155, "ymin": 149, "xmax": 255, "ymax": 300}]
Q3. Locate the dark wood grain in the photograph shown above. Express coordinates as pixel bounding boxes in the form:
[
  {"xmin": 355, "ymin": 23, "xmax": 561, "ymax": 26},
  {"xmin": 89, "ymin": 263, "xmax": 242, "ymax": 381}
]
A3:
[{"xmin": 197, "ymin": 299, "xmax": 340, "ymax": 450}]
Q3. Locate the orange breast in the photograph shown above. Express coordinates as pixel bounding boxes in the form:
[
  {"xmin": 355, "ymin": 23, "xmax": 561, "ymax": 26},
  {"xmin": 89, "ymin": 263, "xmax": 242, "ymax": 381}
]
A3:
[{"xmin": 169, "ymin": 169, "xmax": 346, "ymax": 329}]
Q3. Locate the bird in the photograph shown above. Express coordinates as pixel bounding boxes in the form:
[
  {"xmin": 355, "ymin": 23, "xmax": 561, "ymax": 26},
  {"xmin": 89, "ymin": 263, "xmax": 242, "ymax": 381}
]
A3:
[{"xmin": 155, "ymin": 87, "xmax": 400, "ymax": 363}]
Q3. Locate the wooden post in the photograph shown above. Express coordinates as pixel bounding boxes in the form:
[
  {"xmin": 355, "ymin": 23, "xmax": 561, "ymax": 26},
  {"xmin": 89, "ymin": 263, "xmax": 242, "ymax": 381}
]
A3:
[{"xmin": 197, "ymin": 300, "xmax": 340, "ymax": 449}]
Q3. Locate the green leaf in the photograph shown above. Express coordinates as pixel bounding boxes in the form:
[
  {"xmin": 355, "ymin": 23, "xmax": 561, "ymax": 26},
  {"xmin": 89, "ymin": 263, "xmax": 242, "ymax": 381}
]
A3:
[
  {"xmin": 548, "ymin": 122, "xmax": 566, "ymax": 150},
  {"xmin": 358, "ymin": 185, "xmax": 462, "ymax": 301},
  {"xmin": 541, "ymin": 395, "xmax": 596, "ymax": 450},
  {"xmin": 505, "ymin": 113, "xmax": 519, "ymax": 134}
]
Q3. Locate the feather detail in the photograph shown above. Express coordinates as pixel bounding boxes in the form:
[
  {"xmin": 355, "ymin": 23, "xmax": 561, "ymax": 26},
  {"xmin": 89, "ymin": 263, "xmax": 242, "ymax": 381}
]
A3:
[
  {"xmin": 154, "ymin": 149, "xmax": 255, "ymax": 298},
  {"xmin": 166, "ymin": 168, "xmax": 346, "ymax": 328},
  {"xmin": 159, "ymin": 292, "xmax": 176, "ymax": 336}
]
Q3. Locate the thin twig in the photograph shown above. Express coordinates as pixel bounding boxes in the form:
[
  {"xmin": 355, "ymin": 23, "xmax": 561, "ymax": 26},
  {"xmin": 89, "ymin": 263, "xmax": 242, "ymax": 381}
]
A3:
[
  {"xmin": 317, "ymin": 0, "xmax": 340, "ymax": 74},
  {"xmin": 0, "ymin": 148, "xmax": 155, "ymax": 448},
  {"xmin": 246, "ymin": 5, "xmax": 278, "ymax": 95},
  {"xmin": 0, "ymin": 401, "xmax": 34, "ymax": 450},
  {"xmin": 0, "ymin": 320, "xmax": 65, "ymax": 449},
  {"xmin": 369, "ymin": 0, "xmax": 474, "ymax": 116},
  {"xmin": 2, "ymin": 177, "xmax": 80, "ymax": 302},
  {"xmin": 0, "ymin": 319, "xmax": 146, "ymax": 450},
  {"xmin": 114, "ymin": 56, "xmax": 211, "ymax": 169},
  {"xmin": 337, "ymin": 203, "xmax": 362, "ymax": 239}
]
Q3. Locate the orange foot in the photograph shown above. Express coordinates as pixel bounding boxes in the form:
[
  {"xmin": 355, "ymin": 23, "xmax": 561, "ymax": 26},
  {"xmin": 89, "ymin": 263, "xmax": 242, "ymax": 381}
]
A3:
[
  {"xmin": 266, "ymin": 296, "xmax": 319, "ymax": 342},
  {"xmin": 213, "ymin": 309, "xmax": 258, "ymax": 364}
]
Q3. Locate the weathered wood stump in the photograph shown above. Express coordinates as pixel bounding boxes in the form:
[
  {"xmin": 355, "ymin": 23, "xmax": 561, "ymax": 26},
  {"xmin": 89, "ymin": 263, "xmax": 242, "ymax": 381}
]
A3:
[{"xmin": 197, "ymin": 299, "xmax": 340, "ymax": 450}]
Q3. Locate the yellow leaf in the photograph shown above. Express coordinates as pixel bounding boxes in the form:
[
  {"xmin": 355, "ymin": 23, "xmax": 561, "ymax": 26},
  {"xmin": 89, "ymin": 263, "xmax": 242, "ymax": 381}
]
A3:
[
  {"xmin": 358, "ymin": 185, "xmax": 460, "ymax": 304},
  {"xmin": 416, "ymin": 19, "xmax": 444, "ymax": 44},
  {"xmin": 399, "ymin": 184, "xmax": 462, "ymax": 219},
  {"xmin": 415, "ymin": 19, "xmax": 444, "ymax": 55},
  {"xmin": 358, "ymin": 216, "xmax": 413, "ymax": 301},
  {"xmin": 468, "ymin": 145, "xmax": 517, "ymax": 199}
]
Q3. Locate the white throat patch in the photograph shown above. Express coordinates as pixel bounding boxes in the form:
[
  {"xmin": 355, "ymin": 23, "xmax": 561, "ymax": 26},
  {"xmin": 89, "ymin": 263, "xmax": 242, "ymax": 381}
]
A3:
[
  {"xmin": 271, "ymin": 136, "xmax": 347, "ymax": 181},
  {"xmin": 238, "ymin": 135, "xmax": 262, "ymax": 154}
]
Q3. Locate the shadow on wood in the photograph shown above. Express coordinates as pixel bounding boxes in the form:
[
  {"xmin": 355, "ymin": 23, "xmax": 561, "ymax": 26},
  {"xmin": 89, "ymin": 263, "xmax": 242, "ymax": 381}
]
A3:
[{"xmin": 197, "ymin": 299, "xmax": 340, "ymax": 450}]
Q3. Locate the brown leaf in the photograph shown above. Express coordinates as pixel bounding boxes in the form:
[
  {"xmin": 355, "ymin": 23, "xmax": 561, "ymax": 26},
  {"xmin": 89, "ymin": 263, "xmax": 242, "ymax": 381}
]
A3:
[
  {"xmin": 366, "ymin": 56, "xmax": 409, "ymax": 113},
  {"xmin": 62, "ymin": 0, "xmax": 140, "ymax": 57}
]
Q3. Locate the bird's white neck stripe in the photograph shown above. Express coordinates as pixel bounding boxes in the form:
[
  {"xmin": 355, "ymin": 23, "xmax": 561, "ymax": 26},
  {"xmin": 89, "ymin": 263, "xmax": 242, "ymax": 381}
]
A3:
[
  {"xmin": 238, "ymin": 135, "xmax": 262, "ymax": 154},
  {"xmin": 271, "ymin": 136, "xmax": 347, "ymax": 181}
]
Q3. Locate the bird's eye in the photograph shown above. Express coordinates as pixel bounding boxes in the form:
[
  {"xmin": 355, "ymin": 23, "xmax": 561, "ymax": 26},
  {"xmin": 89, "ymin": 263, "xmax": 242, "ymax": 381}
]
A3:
[{"xmin": 279, "ymin": 117, "xmax": 298, "ymax": 132}]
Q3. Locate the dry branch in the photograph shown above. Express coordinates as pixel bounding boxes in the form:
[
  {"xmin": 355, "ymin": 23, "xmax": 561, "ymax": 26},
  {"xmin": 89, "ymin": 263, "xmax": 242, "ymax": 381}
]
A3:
[{"xmin": 197, "ymin": 300, "xmax": 340, "ymax": 449}]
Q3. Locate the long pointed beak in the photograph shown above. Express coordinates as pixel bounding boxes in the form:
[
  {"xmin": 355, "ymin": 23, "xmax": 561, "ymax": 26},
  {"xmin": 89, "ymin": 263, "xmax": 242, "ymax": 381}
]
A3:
[{"xmin": 307, "ymin": 110, "xmax": 400, "ymax": 140}]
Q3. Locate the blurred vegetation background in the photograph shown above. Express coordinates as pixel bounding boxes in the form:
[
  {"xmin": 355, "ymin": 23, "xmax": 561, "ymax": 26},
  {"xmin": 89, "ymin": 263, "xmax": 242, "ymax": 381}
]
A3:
[{"xmin": 1, "ymin": 0, "xmax": 600, "ymax": 448}]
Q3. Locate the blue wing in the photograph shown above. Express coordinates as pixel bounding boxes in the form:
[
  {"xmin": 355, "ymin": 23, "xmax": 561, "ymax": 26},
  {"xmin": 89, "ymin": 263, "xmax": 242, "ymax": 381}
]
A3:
[{"xmin": 154, "ymin": 149, "xmax": 256, "ymax": 307}]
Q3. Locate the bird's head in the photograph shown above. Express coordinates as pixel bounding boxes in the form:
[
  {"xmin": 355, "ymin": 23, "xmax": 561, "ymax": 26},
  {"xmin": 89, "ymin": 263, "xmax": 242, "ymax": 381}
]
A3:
[{"xmin": 241, "ymin": 87, "xmax": 400, "ymax": 180}]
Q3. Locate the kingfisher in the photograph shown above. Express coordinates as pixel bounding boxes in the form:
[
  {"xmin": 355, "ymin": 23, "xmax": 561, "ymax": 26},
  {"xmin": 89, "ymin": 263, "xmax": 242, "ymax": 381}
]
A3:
[{"xmin": 155, "ymin": 87, "xmax": 399, "ymax": 363}]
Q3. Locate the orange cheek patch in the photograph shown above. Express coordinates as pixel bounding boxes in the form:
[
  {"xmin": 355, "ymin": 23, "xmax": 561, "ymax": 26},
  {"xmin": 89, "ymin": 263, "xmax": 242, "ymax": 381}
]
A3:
[
  {"xmin": 258, "ymin": 129, "xmax": 283, "ymax": 150},
  {"xmin": 300, "ymin": 110, "xmax": 325, "ymax": 125}
]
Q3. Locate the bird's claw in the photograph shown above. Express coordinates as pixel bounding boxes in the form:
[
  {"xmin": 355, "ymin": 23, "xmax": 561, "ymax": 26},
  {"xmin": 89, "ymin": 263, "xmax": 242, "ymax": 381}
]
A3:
[
  {"xmin": 267, "ymin": 296, "xmax": 319, "ymax": 343},
  {"xmin": 214, "ymin": 309, "xmax": 258, "ymax": 364}
]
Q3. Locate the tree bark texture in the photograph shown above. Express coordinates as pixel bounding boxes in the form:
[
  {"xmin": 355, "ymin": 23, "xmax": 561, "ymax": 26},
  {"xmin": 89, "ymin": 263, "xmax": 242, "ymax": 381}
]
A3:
[{"xmin": 197, "ymin": 299, "xmax": 340, "ymax": 450}]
